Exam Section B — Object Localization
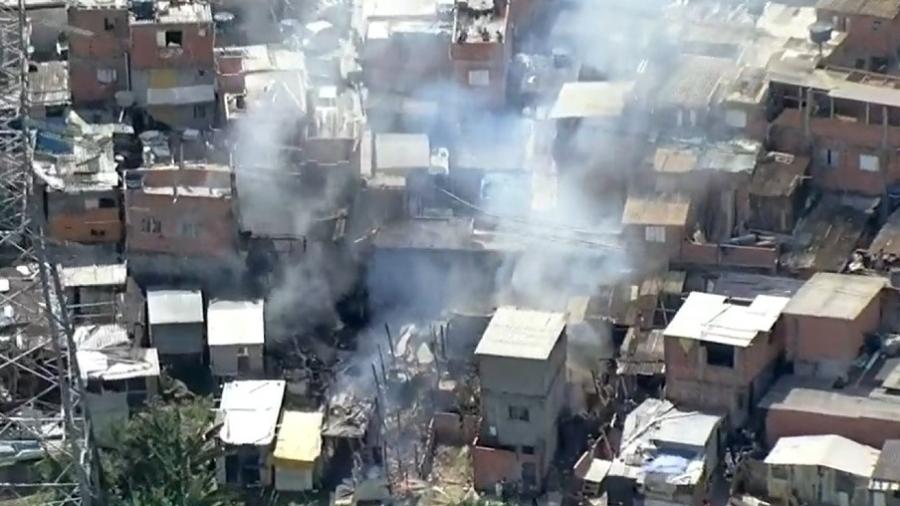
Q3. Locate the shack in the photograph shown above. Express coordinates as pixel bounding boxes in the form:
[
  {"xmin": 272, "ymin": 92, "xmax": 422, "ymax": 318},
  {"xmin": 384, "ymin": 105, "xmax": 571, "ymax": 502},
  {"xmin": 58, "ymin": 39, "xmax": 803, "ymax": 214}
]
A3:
[{"xmin": 272, "ymin": 411, "xmax": 324, "ymax": 492}]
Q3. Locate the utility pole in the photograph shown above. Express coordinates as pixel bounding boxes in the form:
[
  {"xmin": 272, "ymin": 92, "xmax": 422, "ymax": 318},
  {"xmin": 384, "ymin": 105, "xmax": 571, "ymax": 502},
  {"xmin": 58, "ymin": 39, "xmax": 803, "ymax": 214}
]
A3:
[{"xmin": 0, "ymin": 0, "xmax": 96, "ymax": 503}]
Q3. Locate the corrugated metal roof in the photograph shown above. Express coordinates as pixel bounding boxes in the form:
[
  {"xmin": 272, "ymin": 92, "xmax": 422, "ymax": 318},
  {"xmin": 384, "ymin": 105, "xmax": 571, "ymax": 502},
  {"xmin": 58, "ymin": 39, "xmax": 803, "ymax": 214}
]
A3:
[
  {"xmin": 147, "ymin": 289, "xmax": 203, "ymax": 325},
  {"xmin": 664, "ymin": 292, "xmax": 788, "ymax": 347},
  {"xmin": 61, "ymin": 263, "xmax": 127, "ymax": 288},
  {"xmin": 207, "ymin": 299, "xmax": 264, "ymax": 346},
  {"xmin": 765, "ymin": 435, "xmax": 880, "ymax": 477},
  {"xmin": 219, "ymin": 380, "xmax": 285, "ymax": 446},
  {"xmin": 273, "ymin": 411, "xmax": 324, "ymax": 463},
  {"xmin": 475, "ymin": 306, "xmax": 566, "ymax": 360},
  {"xmin": 783, "ymin": 273, "xmax": 886, "ymax": 320},
  {"xmin": 872, "ymin": 440, "xmax": 900, "ymax": 483},
  {"xmin": 759, "ymin": 379, "xmax": 900, "ymax": 422},
  {"xmin": 77, "ymin": 348, "xmax": 160, "ymax": 381},
  {"xmin": 73, "ymin": 324, "xmax": 130, "ymax": 350}
]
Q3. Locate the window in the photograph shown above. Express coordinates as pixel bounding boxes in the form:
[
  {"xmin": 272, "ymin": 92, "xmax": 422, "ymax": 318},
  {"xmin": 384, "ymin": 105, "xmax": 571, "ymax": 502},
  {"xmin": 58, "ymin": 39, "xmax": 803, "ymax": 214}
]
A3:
[
  {"xmin": 157, "ymin": 30, "xmax": 182, "ymax": 47},
  {"xmin": 819, "ymin": 148, "xmax": 840, "ymax": 168},
  {"xmin": 770, "ymin": 464, "xmax": 788, "ymax": 480},
  {"xmin": 468, "ymin": 70, "xmax": 490, "ymax": 87},
  {"xmin": 645, "ymin": 225, "xmax": 666, "ymax": 243},
  {"xmin": 193, "ymin": 105, "xmax": 206, "ymax": 119},
  {"xmin": 703, "ymin": 341, "xmax": 735, "ymax": 368},
  {"xmin": 96, "ymin": 68, "xmax": 116, "ymax": 84},
  {"xmin": 141, "ymin": 217, "xmax": 161, "ymax": 234},
  {"xmin": 508, "ymin": 405, "xmax": 530, "ymax": 422},
  {"xmin": 521, "ymin": 462, "xmax": 537, "ymax": 487},
  {"xmin": 521, "ymin": 445, "xmax": 535, "ymax": 455},
  {"xmin": 104, "ymin": 17, "xmax": 115, "ymax": 31},
  {"xmin": 98, "ymin": 197, "xmax": 116, "ymax": 208},
  {"xmin": 84, "ymin": 198, "xmax": 99, "ymax": 209},
  {"xmin": 873, "ymin": 19, "xmax": 882, "ymax": 31},
  {"xmin": 860, "ymin": 153, "xmax": 880, "ymax": 172},
  {"xmin": 180, "ymin": 222, "xmax": 199, "ymax": 238}
]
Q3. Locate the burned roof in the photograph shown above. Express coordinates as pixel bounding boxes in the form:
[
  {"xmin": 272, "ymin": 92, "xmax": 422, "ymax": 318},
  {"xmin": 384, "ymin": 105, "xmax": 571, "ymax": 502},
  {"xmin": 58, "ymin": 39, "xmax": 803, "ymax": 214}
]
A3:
[
  {"xmin": 61, "ymin": 263, "xmax": 127, "ymax": 288},
  {"xmin": 781, "ymin": 194, "xmax": 875, "ymax": 273},
  {"xmin": 652, "ymin": 140, "xmax": 761, "ymax": 174},
  {"xmin": 698, "ymin": 272, "xmax": 804, "ymax": 300},
  {"xmin": 656, "ymin": 55, "xmax": 734, "ymax": 110},
  {"xmin": 617, "ymin": 328, "xmax": 665, "ymax": 376},
  {"xmin": 783, "ymin": 273, "xmax": 886, "ymax": 320},
  {"xmin": 750, "ymin": 152, "xmax": 808, "ymax": 197},
  {"xmin": 872, "ymin": 440, "xmax": 900, "ymax": 483},
  {"xmin": 28, "ymin": 61, "xmax": 68, "ymax": 107},
  {"xmin": 475, "ymin": 306, "xmax": 566, "ymax": 360},
  {"xmin": 817, "ymin": 0, "xmax": 900, "ymax": 19},
  {"xmin": 130, "ymin": 0, "xmax": 212, "ymax": 24},
  {"xmin": 622, "ymin": 193, "xmax": 691, "ymax": 227},
  {"xmin": 869, "ymin": 207, "xmax": 900, "ymax": 258}
]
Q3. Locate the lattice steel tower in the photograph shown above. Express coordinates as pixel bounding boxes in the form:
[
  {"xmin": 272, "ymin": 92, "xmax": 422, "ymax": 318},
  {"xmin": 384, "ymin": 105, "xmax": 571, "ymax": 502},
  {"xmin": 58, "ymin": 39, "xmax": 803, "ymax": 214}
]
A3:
[{"xmin": 0, "ymin": 0, "xmax": 95, "ymax": 503}]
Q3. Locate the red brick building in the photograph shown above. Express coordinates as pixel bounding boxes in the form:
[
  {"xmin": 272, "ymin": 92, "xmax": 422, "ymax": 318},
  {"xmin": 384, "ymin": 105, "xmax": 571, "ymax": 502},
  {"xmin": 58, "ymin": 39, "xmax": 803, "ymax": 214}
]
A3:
[
  {"xmin": 123, "ymin": 163, "xmax": 236, "ymax": 256},
  {"xmin": 129, "ymin": 0, "xmax": 215, "ymax": 129},
  {"xmin": 816, "ymin": 0, "xmax": 900, "ymax": 72},
  {"xmin": 781, "ymin": 273, "xmax": 886, "ymax": 379},
  {"xmin": 450, "ymin": 0, "xmax": 512, "ymax": 108},
  {"xmin": 664, "ymin": 292, "xmax": 790, "ymax": 426},
  {"xmin": 68, "ymin": 0, "xmax": 130, "ymax": 105}
]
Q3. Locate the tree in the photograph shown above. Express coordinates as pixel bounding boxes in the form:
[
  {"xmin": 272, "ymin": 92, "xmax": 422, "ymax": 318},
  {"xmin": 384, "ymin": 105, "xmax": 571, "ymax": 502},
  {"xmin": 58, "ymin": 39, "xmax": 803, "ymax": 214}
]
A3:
[{"xmin": 101, "ymin": 395, "xmax": 237, "ymax": 506}]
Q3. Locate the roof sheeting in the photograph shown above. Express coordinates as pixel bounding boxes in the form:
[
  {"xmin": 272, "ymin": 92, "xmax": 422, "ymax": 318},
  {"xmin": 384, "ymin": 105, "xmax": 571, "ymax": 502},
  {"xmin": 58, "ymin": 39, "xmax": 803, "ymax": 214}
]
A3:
[
  {"xmin": 273, "ymin": 411, "xmax": 324, "ymax": 463},
  {"xmin": 219, "ymin": 380, "xmax": 286, "ymax": 446},
  {"xmin": 622, "ymin": 193, "xmax": 691, "ymax": 227},
  {"xmin": 872, "ymin": 440, "xmax": 900, "ymax": 483},
  {"xmin": 765, "ymin": 435, "xmax": 880, "ymax": 477},
  {"xmin": 664, "ymin": 292, "xmax": 789, "ymax": 347},
  {"xmin": 77, "ymin": 348, "xmax": 160, "ymax": 381},
  {"xmin": 74, "ymin": 324, "xmax": 130, "ymax": 350},
  {"xmin": 61, "ymin": 264, "xmax": 127, "ymax": 288},
  {"xmin": 783, "ymin": 273, "xmax": 886, "ymax": 320},
  {"xmin": 207, "ymin": 299, "xmax": 265, "ymax": 346},
  {"xmin": 475, "ymin": 306, "xmax": 566, "ymax": 360},
  {"xmin": 549, "ymin": 81, "xmax": 634, "ymax": 119},
  {"xmin": 147, "ymin": 289, "xmax": 203, "ymax": 325},
  {"xmin": 759, "ymin": 379, "xmax": 900, "ymax": 422},
  {"xmin": 146, "ymin": 85, "xmax": 215, "ymax": 106}
]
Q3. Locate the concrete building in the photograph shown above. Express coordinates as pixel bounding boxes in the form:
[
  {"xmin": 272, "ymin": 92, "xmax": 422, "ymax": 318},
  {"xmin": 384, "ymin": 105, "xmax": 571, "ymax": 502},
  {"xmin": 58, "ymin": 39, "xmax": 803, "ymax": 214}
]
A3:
[
  {"xmin": 759, "ymin": 378, "xmax": 900, "ymax": 448},
  {"xmin": 272, "ymin": 411, "xmax": 324, "ymax": 492},
  {"xmin": 605, "ymin": 399, "xmax": 723, "ymax": 506},
  {"xmin": 67, "ymin": 0, "xmax": 130, "ymax": 105},
  {"xmin": 816, "ymin": 0, "xmax": 900, "ymax": 72},
  {"xmin": 764, "ymin": 435, "xmax": 880, "ymax": 506},
  {"xmin": 450, "ymin": 0, "xmax": 512, "ymax": 107},
  {"xmin": 782, "ymin": 273, "xmax": 886, "ymax": 379},
  {"xmin": 146, "ymin": 289, "xmax": 204, "ymax": 361},
  {"xmin": 217, "ymin": 380, "xmax": 286, "ymax": 487},
  {"xmin": 207, "ymin": 299, "xmax": 265, "ymax": 378},
  {"xmin": 123, "ymin": 163, "xmax": 236, "ymax": 258},
  {"xmin": 663, "ymin": 292, "xmax": 790, "ymax": 426},
  {"xmin": 128, "ymin": 0, "xmax": 215, "ymax": 129},
  {"xmin": 472, "ymin": 307, "xmax": 567, "ymax": 492},
  {"xmin": 870, "ymin": 440, "xmax": 900, "ymax": 506}
]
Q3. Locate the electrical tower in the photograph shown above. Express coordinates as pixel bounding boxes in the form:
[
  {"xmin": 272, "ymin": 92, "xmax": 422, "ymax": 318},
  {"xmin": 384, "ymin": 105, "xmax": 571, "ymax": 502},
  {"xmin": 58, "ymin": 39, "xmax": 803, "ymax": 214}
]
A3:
[{"xmin": 0, "ymin": 0, "xmax": 95, "ymax": 504}]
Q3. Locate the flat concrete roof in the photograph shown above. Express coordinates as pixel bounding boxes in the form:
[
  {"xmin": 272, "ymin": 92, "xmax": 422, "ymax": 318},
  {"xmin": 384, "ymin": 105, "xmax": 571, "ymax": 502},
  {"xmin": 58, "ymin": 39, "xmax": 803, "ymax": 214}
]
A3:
[{"xmin": 783, "ymin": 273, "xmax": 886, "ymax": 320}]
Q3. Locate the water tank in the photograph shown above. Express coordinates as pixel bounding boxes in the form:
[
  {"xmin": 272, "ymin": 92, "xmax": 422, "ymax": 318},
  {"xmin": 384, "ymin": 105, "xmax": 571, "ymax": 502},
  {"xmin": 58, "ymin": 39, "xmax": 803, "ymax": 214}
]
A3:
[
  {"xmin": 808, "ymin": 21, "xmax": 833, "ymax": 46},
  {"xmin": 213, "ymin": 11, "xmax": 235, "ymax": 32},
  {"xmin": 131, "ymin": 0, "xmax": 155, "ymax": 21}
]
